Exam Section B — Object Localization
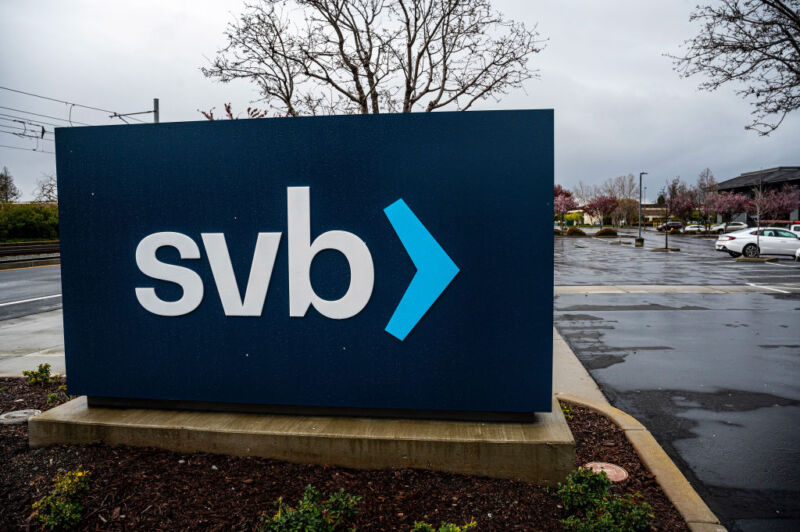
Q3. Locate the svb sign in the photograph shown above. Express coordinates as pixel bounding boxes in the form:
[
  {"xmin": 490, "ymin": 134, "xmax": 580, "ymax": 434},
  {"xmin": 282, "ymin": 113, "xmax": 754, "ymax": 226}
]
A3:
[{"xmin": 56, "ymin": 110, "xmax": 553, "ymax": 417}]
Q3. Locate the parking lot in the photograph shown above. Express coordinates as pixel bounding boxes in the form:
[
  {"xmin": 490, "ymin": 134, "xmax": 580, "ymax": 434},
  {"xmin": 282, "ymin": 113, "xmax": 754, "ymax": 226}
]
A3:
[
  {"xmin": 555, "ymin": 230, "xmax": 800, "ymax": 293},
  {"xmin": 555, "ymin": 231, "xmax": 800, "ymax": 532}
]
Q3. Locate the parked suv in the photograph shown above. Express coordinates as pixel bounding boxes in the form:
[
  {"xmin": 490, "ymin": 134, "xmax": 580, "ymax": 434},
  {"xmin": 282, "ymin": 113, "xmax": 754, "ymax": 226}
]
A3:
[
  {"xmin": 657, "ymin": 221, "xmax": 683, "ymax": 232},
  {"xmin": 710, "ymin": 221, "xmax": 748, "ymax": 234}
]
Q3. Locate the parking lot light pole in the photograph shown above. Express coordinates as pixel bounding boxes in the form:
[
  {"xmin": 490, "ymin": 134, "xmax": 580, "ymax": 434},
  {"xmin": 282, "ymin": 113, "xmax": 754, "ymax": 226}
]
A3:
[{"xmin": 637, "ymin": 172, "xmax": 647, "ymax": 246}]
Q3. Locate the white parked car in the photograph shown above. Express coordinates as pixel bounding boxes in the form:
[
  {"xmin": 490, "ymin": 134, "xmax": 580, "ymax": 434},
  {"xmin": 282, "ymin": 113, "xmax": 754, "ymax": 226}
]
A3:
[
  {"xmin": 683, "ymin": 224, "xmax": 705, "ymax": 233},
  {"xmin": 709, "ymin": 221, "xmax": 748, "ymax": 234},
  {"xmin": 716, "ymin": 227, "xmax": 800, "ymax": 258},
  {"xmin": 789, "ymin": 224, "xmax": 800, "ymax": 236}
]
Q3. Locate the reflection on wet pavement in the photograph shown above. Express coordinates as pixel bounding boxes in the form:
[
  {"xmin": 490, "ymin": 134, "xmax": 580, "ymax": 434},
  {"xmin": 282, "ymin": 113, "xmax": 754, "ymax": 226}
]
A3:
[{"xmin": 554, "ymin": 234, "xmax": 800, "ymax": 532}]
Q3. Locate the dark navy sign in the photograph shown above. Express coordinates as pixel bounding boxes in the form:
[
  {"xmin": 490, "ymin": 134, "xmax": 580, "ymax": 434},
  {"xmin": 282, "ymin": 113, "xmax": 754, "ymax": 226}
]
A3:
[{"xmin": 56, "ymin": 110, "xmax": 553, "ymax": 415}]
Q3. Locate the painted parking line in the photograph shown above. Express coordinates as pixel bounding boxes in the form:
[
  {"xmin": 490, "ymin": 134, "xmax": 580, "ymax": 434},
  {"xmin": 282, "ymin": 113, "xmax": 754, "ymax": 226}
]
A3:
[
  {"xmin": 0, "ymin": 294, "xmax": 62, "ymax": 307},
  {"xmin": 745, "ymin": 283, "xmax": 791, "ymax": 294},
  {"xmin": 742, "ymin": 274, "xmax": 800, "ymax": 278}
]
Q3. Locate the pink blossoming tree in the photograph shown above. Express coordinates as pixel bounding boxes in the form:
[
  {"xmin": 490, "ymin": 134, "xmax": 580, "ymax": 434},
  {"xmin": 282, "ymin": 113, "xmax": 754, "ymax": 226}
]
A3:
[
  {"xmin": 554, "ymin": 194, "xmax": 578, "ymax": 230},
  {"xmin": 583, "ymin": 195, "xmax": 618, "ymax": 227}
]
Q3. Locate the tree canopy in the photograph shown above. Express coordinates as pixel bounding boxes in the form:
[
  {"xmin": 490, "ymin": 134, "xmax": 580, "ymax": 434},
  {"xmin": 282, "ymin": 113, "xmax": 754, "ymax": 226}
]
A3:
[
  {"xmin": 202, "ymin": 0, "xmax": 545, "ymax": 116},
  {"xmin": 670, "ymin": 0, "xmax": 800, "ymax": 135}
]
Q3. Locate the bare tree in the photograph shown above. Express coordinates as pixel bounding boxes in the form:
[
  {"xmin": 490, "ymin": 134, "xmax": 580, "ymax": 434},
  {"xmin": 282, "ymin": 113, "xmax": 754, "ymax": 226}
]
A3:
[
  {"xmin": 571, "ymin": 180, "xmax": 596, "ymax": 206},
  {"xmin": 33, "ymin": 174, "xmax": 58, "ymax": 203},
  {"xmin": 0, "ymin": 166, "xmax": 21, "ymax": 205},
  {"xmin": 202, "ymin": 0, "xmax": 545, "ymax": 116},
  {"xmin": 669, "ymin": 0, "xmax": 800, "ymax": 135},
  {"xmin": 601, "ymin": 174, "xmax": 637, "ymax": 200}
]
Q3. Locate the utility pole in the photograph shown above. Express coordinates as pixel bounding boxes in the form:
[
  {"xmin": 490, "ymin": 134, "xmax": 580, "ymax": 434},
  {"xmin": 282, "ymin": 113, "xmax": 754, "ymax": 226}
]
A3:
[
  {"xmin": 153, "ymin": 98, "xmax": 159, "ymax": 123},
  {"xmin": 637, "ymin": 171, "xmax": 647, "ymax": 247}
]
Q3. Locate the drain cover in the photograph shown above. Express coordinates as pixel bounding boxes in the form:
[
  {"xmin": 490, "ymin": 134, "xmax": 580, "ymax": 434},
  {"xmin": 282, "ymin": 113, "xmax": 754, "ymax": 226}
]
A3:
[
  {"xmin": 0, "ymin": 409, "xmax": 42, "ymax": 425},
  {"xmin": 584, "ymin": 461, "xmax": 628, "ymax": 482}
]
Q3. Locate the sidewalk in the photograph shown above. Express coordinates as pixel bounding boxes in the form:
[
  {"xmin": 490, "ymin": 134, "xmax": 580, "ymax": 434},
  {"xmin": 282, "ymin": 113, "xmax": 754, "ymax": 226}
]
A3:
[
  {"xmin": 552, "ymin": 326, "xmax": 608, "ymax": 403},
  {"xmin": 0, "ymin": 310, "xmax": 65, "ymax": 376}
]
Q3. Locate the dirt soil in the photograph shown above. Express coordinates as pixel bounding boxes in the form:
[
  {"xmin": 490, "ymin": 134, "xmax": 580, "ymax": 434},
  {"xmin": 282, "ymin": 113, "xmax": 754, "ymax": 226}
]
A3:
[{"xmin": 0, "ymin": 377, "xmax": 689, "ymax": 531}]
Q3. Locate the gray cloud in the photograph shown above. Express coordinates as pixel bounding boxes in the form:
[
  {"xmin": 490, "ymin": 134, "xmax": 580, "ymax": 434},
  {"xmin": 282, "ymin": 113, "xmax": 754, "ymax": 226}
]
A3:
[{"xmin": 1, "ymin": 0, "xmax": 797, "ymax": 200}]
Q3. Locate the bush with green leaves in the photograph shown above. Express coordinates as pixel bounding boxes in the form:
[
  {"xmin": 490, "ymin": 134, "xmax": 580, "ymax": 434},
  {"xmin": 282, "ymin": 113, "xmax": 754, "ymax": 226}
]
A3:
[
  {"xmin": 412, "ymin": 520, "xmax": 477, "ymax": 532},
  {"xmin": 558, "ymin": 468, "xmax": 654, "ymax": 531},
  {"xmin": 259, "ymin": 485, "xmax": 360, "ymax": 532},
  {"xmin": 32, "ymin": 468, "xmax": 91, "ymax": 530},
  {"xmin": 22, "ymin": 363, "xmax": 52, "ymax": 385},
  {"xmin": 565, "ymin": 227, "xmax": 587, "ymax": 237},
  {"xmin": 0, "ymin": 202, "xmax": 59, "ymax": 241},
  {"xmin": 558, "ymin": 467, "xmax": 614, "ymax": 512}
]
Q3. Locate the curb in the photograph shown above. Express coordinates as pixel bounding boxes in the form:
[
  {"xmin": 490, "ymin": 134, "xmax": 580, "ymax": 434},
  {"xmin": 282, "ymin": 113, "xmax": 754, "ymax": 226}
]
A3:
[
  {"xmin": 556, "ymin": 393, "xmax": 727, "ymax": 532},
  {"xmin": 0, "ymin": 258, "xmax": 60, "ymax": 271}
]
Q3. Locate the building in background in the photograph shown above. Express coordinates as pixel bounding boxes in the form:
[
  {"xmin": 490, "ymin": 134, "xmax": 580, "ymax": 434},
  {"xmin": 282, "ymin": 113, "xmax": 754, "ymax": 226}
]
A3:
[{"xmin": 717, "ymin": 167, "xmax": 800, "ymax": 222}]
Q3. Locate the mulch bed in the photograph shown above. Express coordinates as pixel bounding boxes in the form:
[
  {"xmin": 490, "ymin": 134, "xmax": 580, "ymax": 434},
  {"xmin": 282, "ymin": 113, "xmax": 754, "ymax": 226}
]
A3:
[{"xmin": 1, "ymin": 377, "xmax": 688, "ymax": 531}]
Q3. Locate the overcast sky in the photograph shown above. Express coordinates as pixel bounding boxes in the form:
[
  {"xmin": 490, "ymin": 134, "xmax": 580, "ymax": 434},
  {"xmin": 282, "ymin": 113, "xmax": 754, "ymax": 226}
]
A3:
[{"xmin": 1, "ymin": 0, "xmax": 798, "ymax": 201}]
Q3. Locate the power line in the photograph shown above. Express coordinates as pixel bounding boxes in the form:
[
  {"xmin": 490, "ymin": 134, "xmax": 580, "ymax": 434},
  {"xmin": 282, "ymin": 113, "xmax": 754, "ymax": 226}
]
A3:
[
  {"xmin": 0, "ymin": 130, "xmax": 54, "ymax": 142},
  {"xmin": 0, "ymin": 143, "xmax": 54, "ymax": 155},
  {"xmin": 0, "ymin": 113, "xmax": 64, "ymax": 129},
  {"xmin": 0, "ymin": 122, "xmax": 53, "ymax": 136},
  {"xmin": 0, "ymin": 105, "xmax": 92, "ymax": 126},
  {"xmin": 0, "ymin": 85, "xmax": 146, "ymax": 123}
]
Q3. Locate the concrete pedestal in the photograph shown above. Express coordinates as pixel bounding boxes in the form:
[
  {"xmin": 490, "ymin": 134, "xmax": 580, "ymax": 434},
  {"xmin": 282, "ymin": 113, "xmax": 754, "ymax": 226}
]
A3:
[{"xmin": 29, "ymin": 396, "xmax": 575, "ymax": 486}]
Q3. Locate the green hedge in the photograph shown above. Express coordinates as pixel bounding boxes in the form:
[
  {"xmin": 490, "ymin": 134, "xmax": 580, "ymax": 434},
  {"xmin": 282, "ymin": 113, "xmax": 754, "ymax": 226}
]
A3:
[{"xmin": 0, "ymin": 203, "xmax": 59, "ymax": 241}]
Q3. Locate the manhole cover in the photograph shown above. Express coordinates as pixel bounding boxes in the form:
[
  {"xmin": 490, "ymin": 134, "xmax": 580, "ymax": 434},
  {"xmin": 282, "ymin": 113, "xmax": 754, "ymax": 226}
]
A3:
[
  {"xmin": 583, "ymin": 461, "xmax": 628, "ymax": 482},
  {"xmin": 0, "ymin": 409, "xmax": 42, "ymax": 425}
]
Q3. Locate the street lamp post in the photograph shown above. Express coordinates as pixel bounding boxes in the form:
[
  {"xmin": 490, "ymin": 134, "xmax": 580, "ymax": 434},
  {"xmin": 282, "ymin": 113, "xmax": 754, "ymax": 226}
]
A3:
[{"xmin": 637, "ymin": 171, "xmax": 648, "ymax": 246}]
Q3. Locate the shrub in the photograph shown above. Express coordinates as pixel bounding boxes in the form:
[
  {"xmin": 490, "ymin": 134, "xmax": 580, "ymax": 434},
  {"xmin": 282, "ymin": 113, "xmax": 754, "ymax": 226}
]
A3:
[
  {"xmin": 558, "ymin": 468, "xmax": 613, "ymax": 512},
  {"xmin": 32, "ymin": 468, "xmax": 91, "ymax": 530},
  {"xmin": 560, "ymin": 402, "xmax": 574, "ymax": 420},
  {"xmin": 259, "ymin": 485, "xmax": 360, "ymax": 532},
  {"xmin": 561, "ymin": 493, "xmax": 655, "ymax": 532},
  {"xmin": 565, "ymin": 227, "xmax": 587, "ymax": 237},
  {"xmin": 412, "ymin": 521, "xmax": 477, "ymax": 532},
  {"xmin": 22, "ymin": 363, "xmax": 52, "ymax": 385},
  {"xmin": 554, "ymin": 228, "xmax": 563, "ymax": 236},
  {"xmin": 47, "ymin": 384, "xmax": 72, "ymax": 405},
  {"xmin": 558, "ymin": 468, "xmax": 654, "ymax": 531},
  {"xmin": 595, "ymin": 228, "xmax": 618, "ymax": 237},
  {"xmin": 0, "ymin": 203, "xmax": 59, "ymax": 241}
]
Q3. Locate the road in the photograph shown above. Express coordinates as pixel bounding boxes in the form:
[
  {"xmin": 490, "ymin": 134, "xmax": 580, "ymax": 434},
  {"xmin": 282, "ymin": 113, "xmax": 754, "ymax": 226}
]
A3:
[
  {"xmin": 556, "ymin": 231, "xmax": 800, "ymax": 532},
  {"xmin": 0, "ymin": 265, "xmax": 62, "ymax": 321}
]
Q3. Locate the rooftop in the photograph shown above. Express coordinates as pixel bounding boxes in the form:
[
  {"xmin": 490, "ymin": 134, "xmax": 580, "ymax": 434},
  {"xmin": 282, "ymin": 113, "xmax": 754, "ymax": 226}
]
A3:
[{"xmin": 717, "ymin": 167, "xmax": 800, "ymax": 191}]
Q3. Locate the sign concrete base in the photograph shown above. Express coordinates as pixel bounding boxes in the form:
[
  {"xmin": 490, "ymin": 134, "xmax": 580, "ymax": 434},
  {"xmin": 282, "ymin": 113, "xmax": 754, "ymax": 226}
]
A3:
[{"xmin": 29, "ymin": 396, "xmax": 574, "ymax": 486}]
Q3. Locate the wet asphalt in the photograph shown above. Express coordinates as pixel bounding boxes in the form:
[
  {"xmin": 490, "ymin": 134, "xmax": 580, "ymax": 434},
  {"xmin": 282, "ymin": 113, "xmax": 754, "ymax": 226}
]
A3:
[
  {"xmin": 0, "ymin": 265, "xmax": 62, "ymax": 321},
  {"xmin": 555, "ymin": 231, "xmax": 800, "ymax": 532}
]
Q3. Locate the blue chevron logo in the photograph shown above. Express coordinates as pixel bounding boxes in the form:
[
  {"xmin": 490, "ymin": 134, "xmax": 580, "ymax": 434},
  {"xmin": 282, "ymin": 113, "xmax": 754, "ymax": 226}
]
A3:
[{"xmin": 384, "ymin": 199, "xmax": 460, "ymax": 341}]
